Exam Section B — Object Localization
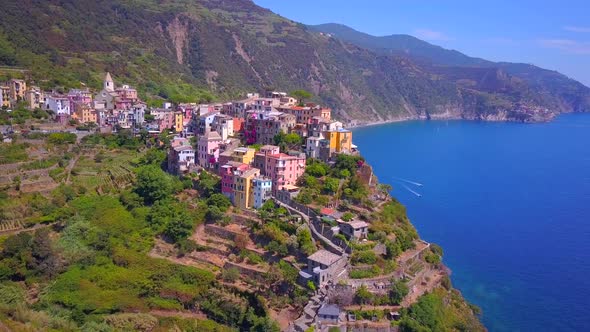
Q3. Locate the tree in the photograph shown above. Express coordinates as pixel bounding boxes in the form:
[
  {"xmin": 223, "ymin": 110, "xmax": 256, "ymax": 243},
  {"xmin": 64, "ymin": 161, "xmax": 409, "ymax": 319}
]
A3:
[
  {"xmin": 323, "ymin": 177, "xmax": 339, "ymax": 195},
  {"xmin": 274, "ymin": 131, "xmax": 303, "ymax": 152},
  {"xmin": 291, "ymin": 89, "xmax": 312, "ymax": 106},
  {"xmin": 389, "ymin": 279, "xmax": 409, "ymax": 304},
  {"xmin": 29, "ymin": 228, "xmax": 64, "ymax": 278},
  {"xmin": 164, "ymin": 214, "xmax": 194, "ymax": 242},
  {"xmin": 134, "ymin": 165, "xmax": 173, "ymax": 204},
  {"xmin": 206, "ymin": 206, "xmax": 224, "ymax": 222},
  {"xmin": 296, "ymin": 228, "xmax": 315, "ymax": 255},
  {"xmin": 306, "ymin": 161, "xmax": 329, "ymax": 177},
  {"xmin": 140, "ymin": 148, "xmax": 166, "ymax": 166},
  {"xmin": 196, "ymin": 171, "xmax": 220, "ymax": 198},
  {"xmin": 354, "ymin": 285, "xmax": 373, "ymax": 304},
  {"xmin": 207, "ymin": 193, "xmax": 231, "ymax": 212},
  {"xmin": 342, "ymin": 212, "xmax": 354, "ymax": 222}
]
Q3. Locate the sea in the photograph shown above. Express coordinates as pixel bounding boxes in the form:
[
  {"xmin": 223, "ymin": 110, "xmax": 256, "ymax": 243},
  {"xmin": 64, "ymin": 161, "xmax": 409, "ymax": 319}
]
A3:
[{"xmin": 352, "ymin": 113, "xmax": 590, "ymax": 331}]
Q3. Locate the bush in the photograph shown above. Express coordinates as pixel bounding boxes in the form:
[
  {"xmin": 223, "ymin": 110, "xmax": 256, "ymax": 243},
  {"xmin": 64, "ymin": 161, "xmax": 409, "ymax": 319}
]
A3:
[
  {"xmin": 351, "ymin": 250, "xmax": 377, "ymax": 265},
  {"xmin": 134, "ymin": 165, "xmax": 174, "ymax": 204},
  {"xmin": 221, "ymin": 267, "xmax": 240, "ymax": 282},
  {"xmin": 47, "ymin": 132, "xmax": 76, "ymax": 145}
]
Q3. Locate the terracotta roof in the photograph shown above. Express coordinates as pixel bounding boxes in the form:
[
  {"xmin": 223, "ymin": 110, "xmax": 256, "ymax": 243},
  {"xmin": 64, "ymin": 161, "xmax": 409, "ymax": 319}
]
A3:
[{"xmin": 320, "ymin": 208, "xmax": 335, "ymax": 216}]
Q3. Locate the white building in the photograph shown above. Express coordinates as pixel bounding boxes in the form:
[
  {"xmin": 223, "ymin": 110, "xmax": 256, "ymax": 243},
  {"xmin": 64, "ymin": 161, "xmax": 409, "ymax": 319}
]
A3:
[
  {"xmin": 212, "ymin": 114, "xmax": 234, "ymax": 140},
  {"xmin": 252, "ymin": 176, "xmax": 272, "ymax": 209},
  {"xmin": 306, "ymin": 135, "xmax": 324, "ymax": 159},
  {"xmin": 45, "ymin": 95, "xmax": 70, "ymax": 115}
]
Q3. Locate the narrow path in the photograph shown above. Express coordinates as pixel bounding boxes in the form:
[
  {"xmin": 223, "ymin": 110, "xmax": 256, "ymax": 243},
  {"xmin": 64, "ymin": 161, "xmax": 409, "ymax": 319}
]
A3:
[
  {"xmin": 65, "ymin": 154, "xmax": 80, "ymax": 184},
  {"xmin": 275, "ymin": 199, "xmax": 344, "ymax": 254},
  {"xmin": 0, "ymin": 222, "xmax": 55, "ymax": 236}
]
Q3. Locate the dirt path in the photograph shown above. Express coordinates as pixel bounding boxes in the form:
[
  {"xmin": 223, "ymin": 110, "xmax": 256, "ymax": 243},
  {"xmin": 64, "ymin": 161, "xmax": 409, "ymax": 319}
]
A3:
[
  {"xmin": 149, "ymin": 309, "xmax": 207, "ymax": 319},
  {"xmin": 65, "ymin": 154, "xmax": 81, "ymax": 184},
  {"xmin": 0, "ymin": 222, "xmax": 54, "ymax": 236}
]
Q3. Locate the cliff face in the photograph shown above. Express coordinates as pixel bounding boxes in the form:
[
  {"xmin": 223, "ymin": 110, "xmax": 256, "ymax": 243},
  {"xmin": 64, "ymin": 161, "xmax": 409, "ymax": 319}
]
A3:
[{"xmin": 1, "ymin": 0, "xmax": 588, "ymax": 123}]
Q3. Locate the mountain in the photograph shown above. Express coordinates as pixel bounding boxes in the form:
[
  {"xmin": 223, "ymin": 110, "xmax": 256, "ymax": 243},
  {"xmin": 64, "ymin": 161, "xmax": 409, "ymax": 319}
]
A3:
[
  {"xmin": 0, "ymin": 0, "xmax": 588, "ymax": 124},
  {"xmin": 309, "ymin": 23, "xmax": 590, "ymax": 118},
  {"xmin": 308, "ymin": 23, "xmax": 491, "ymax": 67}
]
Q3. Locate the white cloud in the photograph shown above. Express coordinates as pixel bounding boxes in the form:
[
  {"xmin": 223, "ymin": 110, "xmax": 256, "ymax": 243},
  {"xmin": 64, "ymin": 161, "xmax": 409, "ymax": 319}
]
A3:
[
  {"xmin": 563, "ymin": 26, "xmax": 590, "ymax": 33},
  {"xmin": 413, "ymin": 29, "xmax": 452, "ymax": 42},
  {"xmin": 538, "ymin": 39, "xmax": 590, "ymax": 54}
]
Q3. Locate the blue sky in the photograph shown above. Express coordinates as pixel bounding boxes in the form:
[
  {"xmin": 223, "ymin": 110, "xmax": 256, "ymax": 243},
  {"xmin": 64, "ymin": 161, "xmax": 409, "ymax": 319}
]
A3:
[{"xmin": 253, "ymin": 0, "xmax": 590, "ymax": 86}]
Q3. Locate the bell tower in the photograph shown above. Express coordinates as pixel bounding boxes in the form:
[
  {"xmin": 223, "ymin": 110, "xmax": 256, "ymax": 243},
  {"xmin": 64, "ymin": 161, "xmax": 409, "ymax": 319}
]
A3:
[{"xmin": 104, "ymin": 72, "xmax": 114, "ymax": 92}]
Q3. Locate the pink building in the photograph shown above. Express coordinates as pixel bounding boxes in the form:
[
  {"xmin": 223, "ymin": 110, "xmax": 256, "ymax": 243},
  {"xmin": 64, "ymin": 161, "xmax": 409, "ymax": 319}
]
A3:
[
  {"xmin": 67, "ymin": 89, "xmax": 92, "ymax": 114},
  {"xmin": 220, "ymin": 162, "xmax": 250, "ymax": 200},
  {"xmin": 152, "ymin": 109, "xmax": 175, "ymax": 131},
  {"xmin": 197, "ymin": 131, "xmax": 223, "ymax": 170},
  {"xmin": 115, "ymin": 85, "xmax": 139, "ymax": 110},
  {"xmin": 265, "ymin": 153, "xmax": 306, "ymax": 195},
  {"xmin": 254, "ymin": 145, "xmax": 280, "ymax": 173}
]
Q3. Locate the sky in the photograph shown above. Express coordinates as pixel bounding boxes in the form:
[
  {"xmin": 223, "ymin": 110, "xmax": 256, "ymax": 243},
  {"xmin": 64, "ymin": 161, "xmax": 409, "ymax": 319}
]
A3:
[{"xmin": 253, "ymin": 0, "xmax": 590, "ymax": 87}]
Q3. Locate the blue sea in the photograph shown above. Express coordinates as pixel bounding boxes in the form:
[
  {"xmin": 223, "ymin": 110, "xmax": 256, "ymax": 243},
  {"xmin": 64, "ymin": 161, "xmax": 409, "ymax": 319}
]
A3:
[{"xmin": 352, "ymin": 114, "xmax": 590, "ymax": 331}]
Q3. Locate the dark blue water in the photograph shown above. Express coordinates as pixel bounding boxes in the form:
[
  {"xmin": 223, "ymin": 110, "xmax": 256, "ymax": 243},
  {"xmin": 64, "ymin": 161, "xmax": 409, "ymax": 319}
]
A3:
[{"xmin": 352, "ymin": 114, "xmax": 590, "ymax": 331}]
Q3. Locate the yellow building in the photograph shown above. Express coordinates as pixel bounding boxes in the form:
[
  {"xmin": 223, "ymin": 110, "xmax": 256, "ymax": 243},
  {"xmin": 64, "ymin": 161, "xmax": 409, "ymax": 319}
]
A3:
[
  {"xmin": 8, "ymin": 79, "xmax": 26, "ymax": 104},
  {"xmin": 0, "ymin": 86, "xmax": 9, "ymax": 108},
  {"xmin": 232, "ymin": 147, "xmax": 256, "ymax": 165},
  {"xmin": 74, "ymin": 105, "xmax": 97, "ymax": 124},
  {"xmin": 233, "ymin": 168, "xmax": 260, "ymax": 210},
  {"xmin": 325, "ymin": 128, "xmax": 353, "ymax": 153},
  {"xmin": 174, "ymin": 112, "xmax": 184, "ymax": 133},
  {"xmin": 24, "ymin": 87, "xmax": 44, "ymax": 109}
]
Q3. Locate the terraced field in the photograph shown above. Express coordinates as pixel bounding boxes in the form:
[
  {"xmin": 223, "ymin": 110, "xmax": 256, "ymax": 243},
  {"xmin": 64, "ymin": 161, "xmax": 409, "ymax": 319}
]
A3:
[{"xmin": 72, "ymin": 150, "xmax": 142, "ymax": 193}]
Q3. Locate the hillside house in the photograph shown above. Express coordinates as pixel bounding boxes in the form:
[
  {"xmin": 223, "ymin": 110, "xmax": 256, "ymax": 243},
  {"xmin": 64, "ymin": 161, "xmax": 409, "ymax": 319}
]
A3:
[{"xmin": 300, "ymin": 249, "xmax": 347, "ymax": 287}]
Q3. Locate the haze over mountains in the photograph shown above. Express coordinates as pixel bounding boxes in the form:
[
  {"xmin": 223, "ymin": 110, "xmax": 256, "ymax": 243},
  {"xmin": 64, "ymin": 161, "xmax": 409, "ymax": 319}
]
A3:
[{"xmin": 0, "ymin": 0, "xmax": 588, "ymax": 124}]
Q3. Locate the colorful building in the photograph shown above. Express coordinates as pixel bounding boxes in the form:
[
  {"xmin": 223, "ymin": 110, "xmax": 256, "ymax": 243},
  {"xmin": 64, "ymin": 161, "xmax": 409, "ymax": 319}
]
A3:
[
  {"xmin": 324, "ymin": 128, "xmax": 353, "ymax": 154},
  {"xmin": 253, "ymin": 145, "xmax": 280, "ymax": 174},
  {"xmin": 233, "ymin": 168, "xmax": 260, "ymax": 210},
  {"xmin": 167, "ymin": 137, "xmax": 195, "ymax": 175},
  {"xmin": 24, "ymin": 87, "xmax": 44, "ymax": 110},
  {"xmin": 221, "ymin": 162, "xmax": 247, "ymax": 201},
  {"xmin": 1, "ymin": 85, "xmax": 11, "ymax": 108},
  {"xmin": 232, "ymin": 147, "xmax": 255, "ymax": 165},
  {"xmin": 265, "ymin": 153, "xmax": 306, "ymax": 195},
  {"xmin": 8, "ymin": 79, "xmax": 26, "ymax": 105},
  {"xmin": 73, "ymin": 104, "xmax": 97, "ymax": 124},
  {"xmin": 197, "ymin": 131, "xmax": 223, "ymax": 170},
  {"xmin": 174, "ymin": 111, "xmax": 184, "ymax": 133}
]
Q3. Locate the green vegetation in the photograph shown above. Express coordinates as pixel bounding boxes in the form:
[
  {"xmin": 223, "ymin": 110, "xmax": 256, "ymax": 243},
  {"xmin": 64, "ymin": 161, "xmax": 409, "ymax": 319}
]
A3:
[
  {"xmin": 274, "ymin": 132, "xmax": 303, "ymax": 152},
  {"xmin": 399, "ymin": 288, "xmax": 484, "ymax": 331},
  {"xmin": 0, "ymin": 142, "xmax": 29, "ymax": 164},
  {"xmin": 291, "ymin": 89, "xmax": 312, "ymax": 105},
  {"xmin": 0, "ymin": 132, "xmax": 281, "ymax": 330}
]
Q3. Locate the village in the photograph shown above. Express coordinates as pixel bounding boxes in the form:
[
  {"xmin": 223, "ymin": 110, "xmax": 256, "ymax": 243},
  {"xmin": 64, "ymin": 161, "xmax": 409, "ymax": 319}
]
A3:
[{"xmin": 1, "ymin": 73, "xmax": 449, "ymax": 332}]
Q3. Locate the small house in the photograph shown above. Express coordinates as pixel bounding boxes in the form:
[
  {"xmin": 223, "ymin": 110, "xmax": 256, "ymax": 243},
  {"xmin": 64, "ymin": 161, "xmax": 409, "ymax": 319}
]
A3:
[
  {"xmin": 339, "ymin": 220, "xmax": 369, "ymax": 240},
  {"xmin": 317, "ymin": 304, "xmax": 340, "ymax": 323}
]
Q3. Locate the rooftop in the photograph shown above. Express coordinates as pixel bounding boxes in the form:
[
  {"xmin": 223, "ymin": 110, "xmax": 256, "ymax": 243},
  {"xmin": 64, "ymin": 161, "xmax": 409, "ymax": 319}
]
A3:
[
  {"xmin": 345, "ymin": 220, "xmax": 369, "ymax": 229},
  {"xmin": 240, "ymin": 168, "xmax": 260, "ymax": 178},
  {"xmin": 308, "ymin": 249, "xmax": 342, "ymax": 266},
  {"xmin": 201, "ymin": 131, "xmax": 222, "ymax": 141},
  {"xmin": 318, "ymin": 304, "xmax": 340, "ymax": 317},
  {"xmin": 320, "ymin": 208, "xmax": 336, "ymax": 216}
]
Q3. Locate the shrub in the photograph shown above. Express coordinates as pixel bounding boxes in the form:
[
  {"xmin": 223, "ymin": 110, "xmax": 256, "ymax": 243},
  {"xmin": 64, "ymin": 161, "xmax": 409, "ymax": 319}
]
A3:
[{"xmin": 221, "ymin": 267, "xmax": 240, "ymax": 282}]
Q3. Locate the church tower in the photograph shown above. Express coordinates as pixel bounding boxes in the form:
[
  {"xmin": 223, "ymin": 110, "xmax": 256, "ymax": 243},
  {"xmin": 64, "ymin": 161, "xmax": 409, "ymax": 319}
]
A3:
[{"xmin": 104, "ymin": 72, "xmax": 114, "ymax": 92}]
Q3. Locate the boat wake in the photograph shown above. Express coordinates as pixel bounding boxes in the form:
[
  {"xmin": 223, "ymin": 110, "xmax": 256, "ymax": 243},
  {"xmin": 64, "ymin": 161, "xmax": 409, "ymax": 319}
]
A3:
[
  {"xmin": 402, "ymin": 184, "xmax": 422, "ymax": 197},
  {"xmin": 392, "ymin": 176, "xmax": 423, "ymax": 187}
]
